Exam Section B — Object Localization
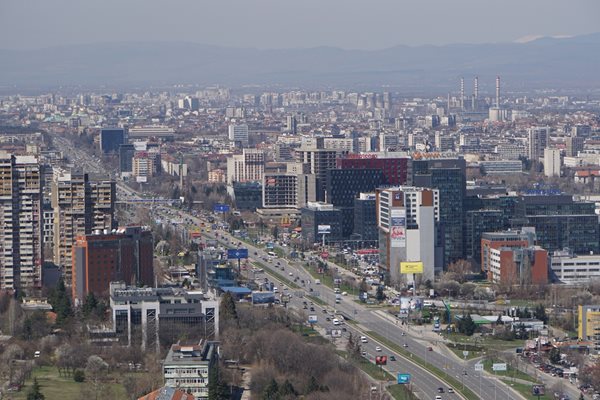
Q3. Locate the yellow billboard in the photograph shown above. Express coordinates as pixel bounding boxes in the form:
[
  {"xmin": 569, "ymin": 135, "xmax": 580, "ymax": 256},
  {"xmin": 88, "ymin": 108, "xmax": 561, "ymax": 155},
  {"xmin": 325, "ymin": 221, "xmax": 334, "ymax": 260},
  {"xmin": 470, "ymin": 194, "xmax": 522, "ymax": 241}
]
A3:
[{"xmin": 400, "ymin": 261, "xmax": 424, "ymax": 274}]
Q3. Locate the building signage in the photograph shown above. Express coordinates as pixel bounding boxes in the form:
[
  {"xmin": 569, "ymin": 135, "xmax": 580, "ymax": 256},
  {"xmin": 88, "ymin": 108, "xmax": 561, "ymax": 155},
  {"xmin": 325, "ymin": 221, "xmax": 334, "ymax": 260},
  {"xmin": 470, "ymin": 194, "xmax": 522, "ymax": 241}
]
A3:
[
  {"xmin": 390, "ymin": 209, "xmax": 406, "ymax": 248},
  {"xmin": 317, "ymin": 225, "xmax": 331, "ymax": 234},
  {"xmin": 400, "ymin": 261, "xmax": 424, "ymax": 274},
  {"xmin": 213, "ymin": 203, "xmax": 230, "ymax": 213},
  {"xmin": 227, "ymin": 248, "xmax": 248, "ymax": 259}
]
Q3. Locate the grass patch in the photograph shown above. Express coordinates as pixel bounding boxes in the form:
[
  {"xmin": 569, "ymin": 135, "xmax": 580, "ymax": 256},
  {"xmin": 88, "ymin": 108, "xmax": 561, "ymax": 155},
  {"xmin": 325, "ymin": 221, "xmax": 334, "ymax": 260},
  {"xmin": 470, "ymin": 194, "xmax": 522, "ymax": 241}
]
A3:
[
  {"xmin": 336, "ymin": 350, "xmax": 394, "ymax": 381},
  {"xmin": 11, "ymin": 366, "xmax": 128, "ymax": 400},
  {"xmin": 500, "ymin": 380, "xmax": 551, "ymax": 399},
  {"xmin": 482, "ymin": 359, "xmax": 537, "ymax": 383},
  {"xmin": 387, "ymin": 384, "xmax": 419, "ymax": 400},
  {"xmin": 307, "ymin": 295, "xmax": 327, "ymax": 306},
  {"xmin": 365, "ymin": 331, "xmax": 479, "ymax": 400},
  {"xmin": 444, "ymin": 333, "xmax": 525, "ymax": 350},
  {"xmin": 446, "ymin": 344, "xmax": 482, "ymax": 360}
]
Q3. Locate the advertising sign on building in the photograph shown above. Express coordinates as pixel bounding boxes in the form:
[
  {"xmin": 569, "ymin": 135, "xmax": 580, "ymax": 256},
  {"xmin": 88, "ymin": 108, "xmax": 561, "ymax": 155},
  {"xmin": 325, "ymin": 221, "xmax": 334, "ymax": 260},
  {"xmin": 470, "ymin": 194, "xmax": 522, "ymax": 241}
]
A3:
[
  {"xmin": 317, "ymin": 225, "xmax": 331, "ymax": 234},
  {"xmin": 390, "ymin": 209, "xmax": 406, "ymax": 248},
  {"xmin": 397, "ymin": 374, "xmax": 411, "ymax": 384},
  {"xmin": 400, "ymin": 261, "xmax": 424, "ymax": 274},
  {"xmin": 308, "ymin": 315, "xmax": 318, "ymax": 324}
]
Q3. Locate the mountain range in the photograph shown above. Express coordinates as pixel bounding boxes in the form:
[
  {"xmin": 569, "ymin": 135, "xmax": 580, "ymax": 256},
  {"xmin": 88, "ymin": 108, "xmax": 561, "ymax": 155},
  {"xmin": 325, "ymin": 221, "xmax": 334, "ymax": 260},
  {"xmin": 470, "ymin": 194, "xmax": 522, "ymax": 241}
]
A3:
[{"xmin": 1, "ymin": 33, "xmax": 599, "ymax": 92}]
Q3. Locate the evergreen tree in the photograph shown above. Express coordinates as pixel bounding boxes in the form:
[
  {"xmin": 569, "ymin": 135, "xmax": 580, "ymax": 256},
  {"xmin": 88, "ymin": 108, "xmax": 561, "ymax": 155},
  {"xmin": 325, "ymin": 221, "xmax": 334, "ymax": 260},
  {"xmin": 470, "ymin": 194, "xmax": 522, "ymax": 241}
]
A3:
[
  {"xmin": 496, "ymin": 314, "xmax": 503, "ymax": 325},
  {"xmin": 262, "ymin": 379, "xmax": 280, "ymax": 400},
  {"xmin": 549, "ymin": 347, "xmax": 561, "ymax": 364},
  {"xmin": 278, "ymin": 379, "xmax": 296, "ymax": 397},
  {"xmin": 220, "ymin": 292, "xmax": 238, "ymax": 323},
  {"xmin": 305, "ymin": 376, "xmax": 319, "ymax": 394},
  {"xmin": 27, "ymin": 378, "xmax": 45, "ymax": 400},
  {"xmin": 208, "ymin": 363, "xmax": 229, "ymax": 400},
  {"xmin": 459, "ymin": 314, "xmax": 477, "ymax": 336},
  {"xmin": 534, "ymin": 304, "xmax": 549, "ymax": 324},
  {"xmin": 82, "ymin": 293, "xmax": 98, "ymax": 317},
  {"xmin": 49, "ymin": 279, "xmax": 72, "ymax": 326},
  {"xmin": 376, "ymin": 286, "xmax": 385, "ymax": 302}
]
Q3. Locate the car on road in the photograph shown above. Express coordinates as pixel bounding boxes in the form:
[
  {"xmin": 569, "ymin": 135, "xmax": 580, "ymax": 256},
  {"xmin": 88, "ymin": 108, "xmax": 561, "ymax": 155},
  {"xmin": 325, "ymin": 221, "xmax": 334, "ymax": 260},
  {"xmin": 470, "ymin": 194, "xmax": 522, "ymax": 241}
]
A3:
[
  {"xmin": 435, "ymin": 396, "xmax": 442, "ymax": 400},
  {"xmin": 360, "ymin": 336, "xmax": 368, "ymax": 343},
  {"xmin": 427, "ymin": 346, "xmax": 433, "ymax": 351},
  {"xmin": 437, "ymin": 387, "xmax": 444, "ymax": 393},
  {"xmin": 309, "ymin": 307, "xmax": 315, "ymax": 311},
  {"xmin": 375, "ymin": 346, "xmax": 381, "ymax": 352},
  {"xmin": 389, "ymin": 356, "xmax": 396, "ymax": 361},
  {"xmin": 403, "ymin": 343, "xmax": 408, "ymax": 348},
  {"xmin": 447, "ymin": 388, "xmax": 454, "ymax": 393}
]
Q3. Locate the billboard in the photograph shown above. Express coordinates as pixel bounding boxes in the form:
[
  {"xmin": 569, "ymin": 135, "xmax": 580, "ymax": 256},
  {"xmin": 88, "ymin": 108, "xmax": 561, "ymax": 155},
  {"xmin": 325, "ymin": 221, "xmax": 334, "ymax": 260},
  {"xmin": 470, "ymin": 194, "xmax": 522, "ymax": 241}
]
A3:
[
  {"xmin": 375, "ymin": 356, "xmax": 387, "ymax": 365},
  {"xmin": 390, "ymin": 209, "xmax": 406, "ymax": 248},
  {"xmin": 331, "ymin": 329, "xmax": 342, "ymax": 338},
  {"xmin": 317, "ymin": 225, "xmax": 331, "ymax": 234},
  {"xmin": 532, "ymin": 385, "xmax": 545, "ymax": 396},
  {"xmin": 397, "ymin": 374, "xmax": 411, "ymax": 384},
  {"xmin": 399, "ymin": 297, "xmax": 423, "ymax": 310},
  {"xmin": 400, "ymin": 261, "xmax": 424, "ymax": 274},
  {"xmin": 214, "ymin": 203, "xmax": 230, "ymax": 213},
  {"xmin": 227, "ymin": 248, "xmax": 249, "ymax": 259},
  {"xmin": 308, "ymin": 315, "xmax": 318, "ymax": 324},
  {"xmin": 252, "ymin": 291, "xmax": 275, "ymax": 304}
]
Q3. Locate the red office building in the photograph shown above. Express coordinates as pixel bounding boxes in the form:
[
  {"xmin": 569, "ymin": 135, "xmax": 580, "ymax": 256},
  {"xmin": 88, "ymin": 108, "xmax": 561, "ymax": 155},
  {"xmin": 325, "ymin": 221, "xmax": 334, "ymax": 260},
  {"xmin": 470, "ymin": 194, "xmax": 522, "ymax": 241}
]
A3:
[
  {"xmin": 337, "ymin": 154, "xmax": 410, "ymax": 185},
  {"xmin": 72, "ymin": 226, "xmax": 153, "ymax": 303}
]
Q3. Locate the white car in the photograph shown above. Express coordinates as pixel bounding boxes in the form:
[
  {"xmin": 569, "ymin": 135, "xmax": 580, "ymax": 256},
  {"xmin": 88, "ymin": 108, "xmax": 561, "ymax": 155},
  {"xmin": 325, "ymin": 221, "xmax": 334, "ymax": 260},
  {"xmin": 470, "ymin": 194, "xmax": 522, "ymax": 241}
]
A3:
[
  {"xmin": 375, "ymin": 346, "xmax": 382, "ymax": 352},
  {"xmin": 435, "ymin": 397, "xmax": 442, "ymax": 400},
  {"xmin": 360, "ymin": 336, "xmax": 368, "ymax": 343}
]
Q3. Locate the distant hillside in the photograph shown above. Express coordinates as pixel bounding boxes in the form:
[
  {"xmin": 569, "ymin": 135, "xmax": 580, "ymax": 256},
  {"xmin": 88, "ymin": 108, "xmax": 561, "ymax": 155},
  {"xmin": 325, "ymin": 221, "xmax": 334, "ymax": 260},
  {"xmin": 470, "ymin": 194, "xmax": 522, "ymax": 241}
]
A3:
[{"xmin": 1, "ymin": 33, "xmax": 599, "ymax": 91}]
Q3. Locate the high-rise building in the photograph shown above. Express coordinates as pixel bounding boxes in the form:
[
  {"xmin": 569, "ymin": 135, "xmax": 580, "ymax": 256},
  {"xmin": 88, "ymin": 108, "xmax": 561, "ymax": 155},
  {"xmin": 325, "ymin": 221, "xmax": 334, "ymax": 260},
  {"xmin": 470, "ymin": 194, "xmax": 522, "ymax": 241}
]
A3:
[
  {"xmin": 353, "ymin": 193, "xmax": 378, "ymax": 243},
  {"xmin": 226, "ymin": 149, "xmax": 265, "ymax": 185},
  {"xmin": 434, "ymin": 132, "xmax": 454, "ymax": 152},
  {"xmin": 295, "ymin": 144, "xmax": 346, "ymax": 201},
  {"xmin": 119, "ymin": 144, "xmax": 135, "ymax": 175},
  {"xmin": 528, "ymin": 126, "xmax": 550, "ymax": 162},
  {"xmin": 377, "ymin": 187, "xmax": 440, "ymax": 283},
  {"xmin": 0, "ymin": 153, "xmax": 43, "ymax": 290},
  {"xmin": 543, "ymin": 148, "xmax": 561, "ymax": 177},
  {"xmin": 565, "ymin": 136, "xmax": 584, "ymax": 157},
  {"xmin": 52, "ymin": 170, "xmax": 115, "ymax": 283},
  {"xmin": 411, "ymin": 157, "xmax": 466, "ymax": 266},
  {"xmin": 72, "ymin": 226, "xmax": 153, "ymax": 303},
  {"xmin": 262, "ymin": 163, "xmax": 315, "ymax": 209},
  {"xmin": 301, "ymin": 202, "xmax": 344, "ymax": 246},
  {"xmin": 286, "ymin": 115, "xmax": 297, "ymax": 134},
  {"xmin": 326, "ymin": 168, "xmax": 385, "ymax": 237},
  {"xmin": 572, "ymin": 125, "xmax": 592, "ymax": 138},
  {"xmin": 228, "ymin": 124, "xmax": 249, "ymax": 147},
  {"xmin": 100, "ymin": 128, "xmax": 125, "ymax": 154},
  {"xmin": 338, "ymin": 153, "xmax": 410, "ymax": 186}
]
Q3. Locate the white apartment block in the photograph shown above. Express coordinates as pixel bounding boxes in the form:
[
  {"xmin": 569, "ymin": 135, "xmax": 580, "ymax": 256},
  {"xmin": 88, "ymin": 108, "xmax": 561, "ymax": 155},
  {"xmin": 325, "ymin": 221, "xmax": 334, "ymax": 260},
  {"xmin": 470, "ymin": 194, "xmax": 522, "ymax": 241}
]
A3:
[{"xmin": 0, "ymin": 153, "xmax": 43, "ymax": 290}]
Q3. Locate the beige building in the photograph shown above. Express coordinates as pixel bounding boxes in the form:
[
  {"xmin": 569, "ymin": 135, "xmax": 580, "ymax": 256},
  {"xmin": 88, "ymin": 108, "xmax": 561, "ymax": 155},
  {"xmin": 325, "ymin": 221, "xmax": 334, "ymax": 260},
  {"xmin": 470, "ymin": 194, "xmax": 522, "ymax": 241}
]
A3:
[
  {"xmin": 226, "ymin": 149, "xmax": 265, "ymax": 184},
  {"xmin": 0, "ymin": 153, "xmax": 43, "ymax": 290},
  {"xmin": 52, "ymin": 169, "xmax": 115, "ymax": 283}
]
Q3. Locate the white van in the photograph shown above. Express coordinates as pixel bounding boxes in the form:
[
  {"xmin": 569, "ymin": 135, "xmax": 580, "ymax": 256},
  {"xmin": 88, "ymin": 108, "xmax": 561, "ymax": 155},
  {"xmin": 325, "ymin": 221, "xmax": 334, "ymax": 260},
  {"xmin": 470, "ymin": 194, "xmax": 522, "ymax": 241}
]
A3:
[
  {"xmin": 315, "ymin": 279, "xmax": 321, "ymax": 285},
  {"xmin": 360, "ymin": 336, "xmax": 368, "ymax": 343},
  {"xmin": 332, "ymin": 318, "xmax": 340, "ymax": 325}
]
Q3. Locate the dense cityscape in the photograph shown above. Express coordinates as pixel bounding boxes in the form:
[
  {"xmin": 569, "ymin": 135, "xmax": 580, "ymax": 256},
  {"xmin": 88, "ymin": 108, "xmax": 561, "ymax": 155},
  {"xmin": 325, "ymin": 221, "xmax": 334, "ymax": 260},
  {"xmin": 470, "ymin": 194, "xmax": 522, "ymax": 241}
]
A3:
[{"xmin": 1, "ymin": 2, "xmax": 600, "ymax": 400}]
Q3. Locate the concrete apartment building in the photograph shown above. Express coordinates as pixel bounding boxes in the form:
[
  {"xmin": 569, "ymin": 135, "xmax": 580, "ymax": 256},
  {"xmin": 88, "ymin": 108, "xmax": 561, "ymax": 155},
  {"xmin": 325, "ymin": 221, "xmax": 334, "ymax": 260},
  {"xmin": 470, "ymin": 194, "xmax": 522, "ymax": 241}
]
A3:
[
  {"xmin": 226, "ymin": 148, "xmax": 265, "ymax": 184},
  {"xmin": 52, "ymin": 169, "xmax": 115, "ymax": 283},
  {"xmin": 0, "ymin": 153, "xmax": 43, "ymax": 290}
]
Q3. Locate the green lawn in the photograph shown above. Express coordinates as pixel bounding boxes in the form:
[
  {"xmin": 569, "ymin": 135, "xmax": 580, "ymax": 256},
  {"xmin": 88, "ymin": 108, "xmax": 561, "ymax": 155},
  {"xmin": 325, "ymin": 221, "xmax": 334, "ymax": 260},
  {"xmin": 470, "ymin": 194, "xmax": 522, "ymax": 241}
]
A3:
[
  {"xmin": 446, "ymin": 344, "xmax": 483, "ymax": 360},
  {"xmin": 482, "ymin": 359, "xmax": 538, "ymax": 383},
  {"xmin": 387, "ymin": 384, "xmax": 419, "ymax": 400},
  {"xmin": 444, "ymin": 333, "xmax": 525, "ymax": 350},
  {"xmin": 8, "ymin": 366, "xmax": 128, "ymax": 400},
  {"xmin": 501, "ymin": 380, "xmax": 552, "ymax": 400}
]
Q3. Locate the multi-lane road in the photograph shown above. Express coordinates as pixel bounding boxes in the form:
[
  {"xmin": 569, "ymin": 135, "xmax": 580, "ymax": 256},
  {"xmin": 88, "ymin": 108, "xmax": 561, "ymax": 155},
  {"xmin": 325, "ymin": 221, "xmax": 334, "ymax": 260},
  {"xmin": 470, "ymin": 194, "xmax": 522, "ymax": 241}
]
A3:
[{"xmin": 52, "ymin": 133, "xmax": 526, "ymax": 400}]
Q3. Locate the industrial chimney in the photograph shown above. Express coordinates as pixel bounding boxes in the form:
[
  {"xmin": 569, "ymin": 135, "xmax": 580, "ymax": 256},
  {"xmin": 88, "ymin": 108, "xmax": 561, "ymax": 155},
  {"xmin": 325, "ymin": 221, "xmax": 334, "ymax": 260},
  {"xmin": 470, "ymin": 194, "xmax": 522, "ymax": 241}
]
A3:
[
  {"xmin": 460, "ymin": 77, "xmax": 465, "ymax": 110},
  {"xmin": 496, "ymin": 76, "xmax": 500, "ymax": 108}
]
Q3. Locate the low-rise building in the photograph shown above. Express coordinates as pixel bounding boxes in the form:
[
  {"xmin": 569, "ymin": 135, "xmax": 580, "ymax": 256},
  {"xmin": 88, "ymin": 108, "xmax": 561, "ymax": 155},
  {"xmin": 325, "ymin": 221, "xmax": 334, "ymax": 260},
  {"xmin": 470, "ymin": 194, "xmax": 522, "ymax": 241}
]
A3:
[
  {"xmin": 109, "ymin": 282, "xmax": 219, "ymax": 352},
  {"xmin": 550, "ymin": 250, "xmax": 600, "ymax": 283},
  {"xmin": 578, "ymin": 305, "xmax": 600, "ymax": 351},
  {"xmin": 163, "ymin": 341, "xmax": 218, "ymax": 400}
]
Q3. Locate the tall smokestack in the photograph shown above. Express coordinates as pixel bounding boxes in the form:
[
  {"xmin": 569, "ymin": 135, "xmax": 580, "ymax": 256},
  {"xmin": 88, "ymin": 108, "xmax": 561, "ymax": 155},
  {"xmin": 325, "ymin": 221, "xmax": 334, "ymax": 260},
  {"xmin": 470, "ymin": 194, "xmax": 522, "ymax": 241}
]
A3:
[
  {"xmin": 496, "ymin": 75, "xmax": 500, "ymax": 108},
  {"xmin": 474, "ymin": 76, "xmax": 479, "ymax": 99},
  {"xmin": 447, "ymin": 92, "xmax": 451, "ymax": 114},
  {"xmin": 460, "ymin": 77, "xmax": 465, "ymax": 110}
]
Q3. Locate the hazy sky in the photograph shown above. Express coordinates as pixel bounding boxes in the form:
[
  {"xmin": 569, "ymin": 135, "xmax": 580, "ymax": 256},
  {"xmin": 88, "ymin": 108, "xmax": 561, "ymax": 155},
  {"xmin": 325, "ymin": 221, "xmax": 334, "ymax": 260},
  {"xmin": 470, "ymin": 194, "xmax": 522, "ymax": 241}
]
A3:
[{"xmin": 1, "ymin": 0, "xmax": 599, "ymax": 50}]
